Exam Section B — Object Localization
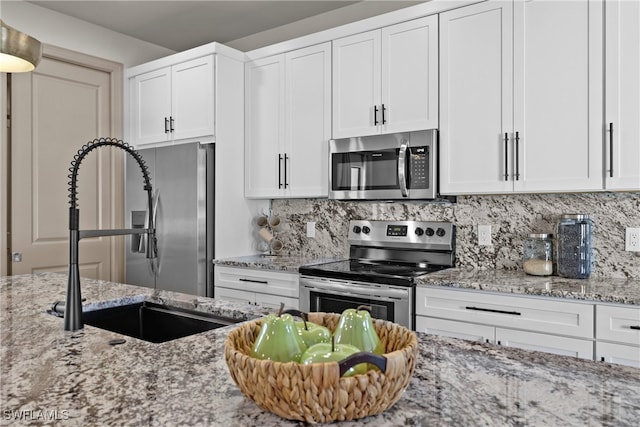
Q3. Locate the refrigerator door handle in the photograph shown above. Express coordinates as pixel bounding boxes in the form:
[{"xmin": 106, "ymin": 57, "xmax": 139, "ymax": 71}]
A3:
[{"xmin": 150, "ymin": 191, "xmax": 160, "ymax": 273}]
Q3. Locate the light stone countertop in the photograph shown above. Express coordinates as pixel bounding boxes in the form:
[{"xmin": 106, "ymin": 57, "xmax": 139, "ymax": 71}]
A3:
[
  {"xmin": 215, "ymin": 256, "xmax": 640, "ymax": 305},
  {"xmin": 1, "ymin": 272, "xmax": 639, "ymax": 426}
]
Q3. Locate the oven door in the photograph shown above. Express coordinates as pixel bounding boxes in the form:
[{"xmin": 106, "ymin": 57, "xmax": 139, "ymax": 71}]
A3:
[
  {"xmin": 299, "ymin": 276, "xmax": 413, "ymax": 330},
  {"xmin": 329, "ymin": 129, "xmax": 437, "ymax": 200}
]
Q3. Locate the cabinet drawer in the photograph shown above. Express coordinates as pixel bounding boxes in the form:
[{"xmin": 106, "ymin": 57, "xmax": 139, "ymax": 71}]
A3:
[
  {"xmin": 595, "ymin": 341, "xmax": 640, "ymax": 368},
  {"xmin": 415, "ymin": 316, "xmax": 494, "ymax": 343},
  {"xmin": 215, "ymin": 266, "xmax": 299, "ymax": 298},
  {"xmin": 215, "ymin": 287, "xmax": 255, "ymax": 305},
  {"xmin": 495, "ymin": 328, "xmax": 593, "ymax": 360},
  {"xmin": 595, "ymin": 304, "xmax": 640, "ymax": 346},
  {"xmin": 416, "ymin": 287, "xmax": 594, "ymax": 339}
]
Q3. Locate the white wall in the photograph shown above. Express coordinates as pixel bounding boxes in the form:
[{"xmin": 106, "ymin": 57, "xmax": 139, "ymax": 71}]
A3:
[{"xmin": 0, "ymin": 0, "xmax": 174, "ymax": 67}]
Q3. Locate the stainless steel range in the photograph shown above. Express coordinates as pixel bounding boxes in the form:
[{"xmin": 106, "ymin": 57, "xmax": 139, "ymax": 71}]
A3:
[{"xmin": 299, "ymin": 220, "xmax": 456, "ymax": 330}]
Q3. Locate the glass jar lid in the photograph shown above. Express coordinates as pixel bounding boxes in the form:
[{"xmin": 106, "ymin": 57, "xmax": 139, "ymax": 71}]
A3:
[
  {"xmin": 528, "ymin": 233, "xmax": 553, "ymax": 239},
  {"xmin": 560, "ymin": 214, "xmax": 591, "ymax": 220}
]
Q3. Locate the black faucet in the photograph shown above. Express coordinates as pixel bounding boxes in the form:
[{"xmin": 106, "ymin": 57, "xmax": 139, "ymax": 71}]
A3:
[{"xmin": 65, "ymin": 137, "xmax": 156, "ymax": 331}]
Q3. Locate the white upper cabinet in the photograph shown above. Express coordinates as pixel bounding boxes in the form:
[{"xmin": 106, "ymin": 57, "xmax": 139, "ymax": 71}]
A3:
[
  {"xmin": 245, "ymin": 42, "xmax": 331, "ymax": 198},
  {"xmin": 604, "ymin": 0, "xmax": 640, "ymax": 191},
  {"xmin": 245, "ymin": 55, "xmax": 285, "ymax": 198},
  {"xmin": 440, "ymin": 0, "xmax": 603, "ymax": 195},
  {"xmin": 332, "ymin": 15, "xmax": 438, "ymax": 138},
  {"xmin": 129, "ymin": 55, "xmax": 214, "ymax": 147}
]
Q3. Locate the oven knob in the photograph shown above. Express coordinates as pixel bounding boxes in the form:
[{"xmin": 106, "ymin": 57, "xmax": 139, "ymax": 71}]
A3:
[
  {"xmin": 415, "ymin": 227, "xmax": 424, "ymax": 236},
  {"xmin": 362, "ymin": 226, "xmax": 371, "ymax": 234},
  {"xmin": 353, "ymin": 225, "xmax": 362, "ymax": 234},
  {"xmin": 425, "ymin": 227, "xmax": 435, "ymax": 236},
  {"xmin": 436, "ymin": 227, "xmax": 446, "ymax": 237}
]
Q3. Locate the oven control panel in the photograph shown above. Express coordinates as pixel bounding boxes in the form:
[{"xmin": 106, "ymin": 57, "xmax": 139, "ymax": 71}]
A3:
[{"xmin": 348, "ymin": 220, "xmax": 455, "ymax": 251}]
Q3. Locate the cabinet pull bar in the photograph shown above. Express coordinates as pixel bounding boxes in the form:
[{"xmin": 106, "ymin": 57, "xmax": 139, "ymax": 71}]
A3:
[
  {"xmin": 630, "ymin": 325, "xmax": 640, "ymax": 330},
  {"xmin": 465, "ymin": 306, "xmax": 522, "ymax": 316},
  {"xmin": 284, "ymin": 153, "xmax": 289, "ymax": 188},
  {"xmin": 609, "ymin": 122, "xmax": 614, "ymax": 178},
  {"xmin": 503, "ymin": 133, "xmax": 509, "ymax": 181},
  {"xmin": 278, "ymin": 154, "xmax": 283, "ymax": 189},
  {"xmin": 239, "ymin": 278, "xmax": 268, "ymax": 285},
  {"xmin": 381, "ymin": 104, "xmax": 386, "ymax": 124},
  {"xmin": 169, "ymin": 116, "xmax": 175, "ymax": 132},
  {"xmin": 164, "ymin": 117, "xmax": 169, "ymax": 134},
  {"xmin": 374, "ymin": 105, "xmax": 379, "ymax": 126},
  {"xmin": 514, "ymin": 131, "xmax": 520, "ymax": 180}
]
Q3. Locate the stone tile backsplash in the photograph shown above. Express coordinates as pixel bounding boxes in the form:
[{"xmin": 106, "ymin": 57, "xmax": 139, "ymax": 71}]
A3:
[{"xmin": 268, "ymin": 192, "xmax": 640, "ymax": 279}]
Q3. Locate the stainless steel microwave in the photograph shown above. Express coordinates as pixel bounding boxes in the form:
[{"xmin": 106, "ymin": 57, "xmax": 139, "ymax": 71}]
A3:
[{"xmin": 329, "ymin": 129, "xmax": 438, "ymax": 200}]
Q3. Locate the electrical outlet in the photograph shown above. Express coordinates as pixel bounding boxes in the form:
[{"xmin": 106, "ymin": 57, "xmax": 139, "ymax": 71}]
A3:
[
  {"xmin": 625, "ymin": 227, "xmax": 640, "ymax": 252},
  {"xmin": 478, "ymin": 225, "xmax": 492, "ymax": 246},
  {"xmin": 306, "ymin": 222, "xmax": 316, "ymax": 238}
]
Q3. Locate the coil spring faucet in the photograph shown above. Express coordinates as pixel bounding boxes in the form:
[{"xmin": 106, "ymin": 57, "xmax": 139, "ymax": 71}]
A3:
[{"xmin": 65, "ymin": 137, "xmax": 155, "ymax": 331}]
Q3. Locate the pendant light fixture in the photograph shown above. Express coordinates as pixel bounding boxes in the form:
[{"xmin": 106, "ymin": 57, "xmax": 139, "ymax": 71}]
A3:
[{"xmin": 0, "ymin": 19, "xmax": 42, "ymax": 73}]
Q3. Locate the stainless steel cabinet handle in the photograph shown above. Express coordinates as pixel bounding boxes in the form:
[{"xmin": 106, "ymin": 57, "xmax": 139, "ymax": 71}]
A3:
[
  {"xmin": 514, "ymin": 131, "xmax": 520, "ymax": 181},
  {"xmin": 278, "ymin": 154, "xmax": 283, "ymax": 189},
  {"xmin": 164, "ymin": 117, "xmax": 169, "ymax": 134},
  {"xmin": 630, "ymin": 325, "xmax": 640, "ymax": 330},
  {"xmin": 609, "ymin": 122, "xmax": 614, "ymax": 178},
  {"xmin": 169, "ymin": 116, "xmax": 175, "ymax": 132},
  {"xmin": 398, "ymin": 141, "xmax": 409, "ymax": 197},
  {"xmin": 374, "ymin": 105, "xmax": 379, "ymax": 126},
  {"xmin": 503, "ymin": 133, "xmax": 509, "ymax": 181},
  {"xmin": 381, "ymin": 104, "xmax": 386, "ymax": 124},
  {"xmin": 465, "ymin": 306, "xmax": 522, "ymax": 316}
]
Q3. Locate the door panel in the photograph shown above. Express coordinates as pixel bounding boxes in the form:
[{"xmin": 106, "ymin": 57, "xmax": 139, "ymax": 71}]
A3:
[{"xmin": 11, "ymin": 54, "xmax": 116, "ymax": 279}]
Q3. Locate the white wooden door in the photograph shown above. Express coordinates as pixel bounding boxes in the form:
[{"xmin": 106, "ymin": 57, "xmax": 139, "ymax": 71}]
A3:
[
  {"xmin": 332, "ymin": 30, "xmax": 381, "ymax": 138},
  {"xmin": 244, "ymin": 55, "xmax": 285, "ymax": 198},
  {"xmin": 10, "ymin": 51, "xmax": 121, "ymax": 280},
  {"xmin": 513, "ymin": 0, "xmax": 603, "ymax": 193},
  {"xmin": 285, "ymin": 42, "xmax": 331, "ymax": 198},
  {"xmin": 415, "ymin": 316, "xmax": 495, "ymax": 343},
  {"xmin": 439, "ymin": 1, "xmax": 514, "ymax": 195},
  {"xmin": 605, "ymin": 0, "xmax": 640, "ymax": 191},
  {"xmin": 381, "ymin": 15, "xmax": 439, "ymax": 134},
  {"xmin": 171, "ymin": 55, "xmax": 215, "ymax": 142},
  {"xmin": 130, "ymin": 67, "xmax": 171, "ymax": 146}
]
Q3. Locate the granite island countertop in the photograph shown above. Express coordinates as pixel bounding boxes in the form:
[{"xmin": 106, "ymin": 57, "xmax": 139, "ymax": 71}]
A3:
[
  {"xmin": 2, "ymin": 273, "xmax": 639, "ymax": 426},
  {"xmin": 215, "ymin": 256, "xmax": 640, "ymax": 305}
]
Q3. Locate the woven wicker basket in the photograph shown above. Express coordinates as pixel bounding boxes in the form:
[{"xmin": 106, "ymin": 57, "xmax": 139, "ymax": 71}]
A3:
[{"xmin": 224, "ymin": 312, "xmax": 418, "ymax": 424}]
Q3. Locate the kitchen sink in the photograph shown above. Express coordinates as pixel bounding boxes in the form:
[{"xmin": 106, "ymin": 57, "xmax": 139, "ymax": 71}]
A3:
[{"xmin": 76, "ymin": 301, "xmax": 240, "ymax": 343}]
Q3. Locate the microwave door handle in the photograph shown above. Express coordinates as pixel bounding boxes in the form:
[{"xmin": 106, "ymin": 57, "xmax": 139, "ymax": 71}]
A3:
[{"xmin": 398, "ymin": 142, "xmax": 409, "ymax": 197}]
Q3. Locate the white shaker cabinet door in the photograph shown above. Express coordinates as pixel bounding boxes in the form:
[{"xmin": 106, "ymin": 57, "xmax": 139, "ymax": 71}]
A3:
[
  {"xmin": 605, "ymin": 0, "xmax": 640, "ymax": 191},
  {"xmin": 285, "ymin": 42, "xmax": 331, "ymax": 198},
  {"xmin": 244, "ymin": 55, "xmax": 286, "ymax": 198},
  {"xmin": 513, "ymin": 0, "xmax": 603, "ymax": 193},
  {"xmin": 332, "ymin": 30, "xmax": 381, "ymax": 139},
  {"xmin": 381, "ymin": 15, "xmax": 438, "ymax": 134},
  {"xmin": 130, "ymin": 67, "xmax": 172, "ymax": 146},
  {"xmin": 171, "ymin": 55, "xmax": 215, "ymax": 142},
  {"xmin": 439, "ymin": 1, "xmax": 514, "ymax": 194}
]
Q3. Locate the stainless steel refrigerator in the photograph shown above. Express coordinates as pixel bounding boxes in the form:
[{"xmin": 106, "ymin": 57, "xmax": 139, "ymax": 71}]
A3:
[{"xmin": 125, "ymin": 142, "xmax": 214, "ymax": 297}]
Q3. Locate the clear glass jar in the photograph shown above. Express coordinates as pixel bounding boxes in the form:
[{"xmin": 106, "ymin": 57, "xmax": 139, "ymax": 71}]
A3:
[
  {"xmin": 523, "ymin": 233, "xmax": 554, "ymax": 276},
  {"xmin": 556, "ymin": 214, "xmax": 594, "ymax": 279}
]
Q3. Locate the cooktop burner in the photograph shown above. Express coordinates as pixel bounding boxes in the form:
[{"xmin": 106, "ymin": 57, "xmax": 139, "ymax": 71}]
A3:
[{"xmin": 299, "ymin": 259, "xmax": 450, "ymax": 287}]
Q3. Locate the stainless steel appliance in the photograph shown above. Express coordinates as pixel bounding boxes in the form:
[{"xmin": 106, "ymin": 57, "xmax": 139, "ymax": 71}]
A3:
[
  {"xmin": 299, "ymin": 220, "xmax": 456, "ymax": 329},
  {"xmin": 125, "ymin": 142, "xmax": 214, "ymax": 297},
  {"xmin": 329, "ymin": 129, "xmax": 438, "ymax": 200}
]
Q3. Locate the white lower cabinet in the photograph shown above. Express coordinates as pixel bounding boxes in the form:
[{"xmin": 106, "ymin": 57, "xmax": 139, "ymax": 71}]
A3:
[
  {"xmin": 416, "ymin": 287, "xmax": 594, "ymax": 360},
  {"xmin": 214, "ymin": 266, "xmax": 299, "ymax": 310},
  {"xmin": 595, "ymin": 304, "xmax": 640, "ymax": 368}
]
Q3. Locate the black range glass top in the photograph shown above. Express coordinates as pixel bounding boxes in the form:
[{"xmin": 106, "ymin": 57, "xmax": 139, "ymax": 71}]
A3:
[{"xmin": 299, "ymin": 260, "xmax": 450, "ymax": 287}]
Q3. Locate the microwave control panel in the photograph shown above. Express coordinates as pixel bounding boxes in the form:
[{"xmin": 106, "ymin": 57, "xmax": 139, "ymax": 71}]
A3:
[{"xmin": 408, "ymin": 146, "xmax": 429, "ymax": 189}]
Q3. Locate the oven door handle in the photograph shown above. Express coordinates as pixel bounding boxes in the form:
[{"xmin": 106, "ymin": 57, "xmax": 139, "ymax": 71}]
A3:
[
  {"xmin": 301, "ymin": 279, "xmax": 408, "ymax": 300},
  {"xmin": 398, "ymin": 141, "xmax": 409, "ymax": 198}
]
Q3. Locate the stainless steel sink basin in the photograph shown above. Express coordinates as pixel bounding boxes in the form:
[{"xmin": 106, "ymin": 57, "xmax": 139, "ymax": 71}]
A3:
[{"xmin": 77, "ymin": 301, "xmax": 239, "ymax": 343}]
